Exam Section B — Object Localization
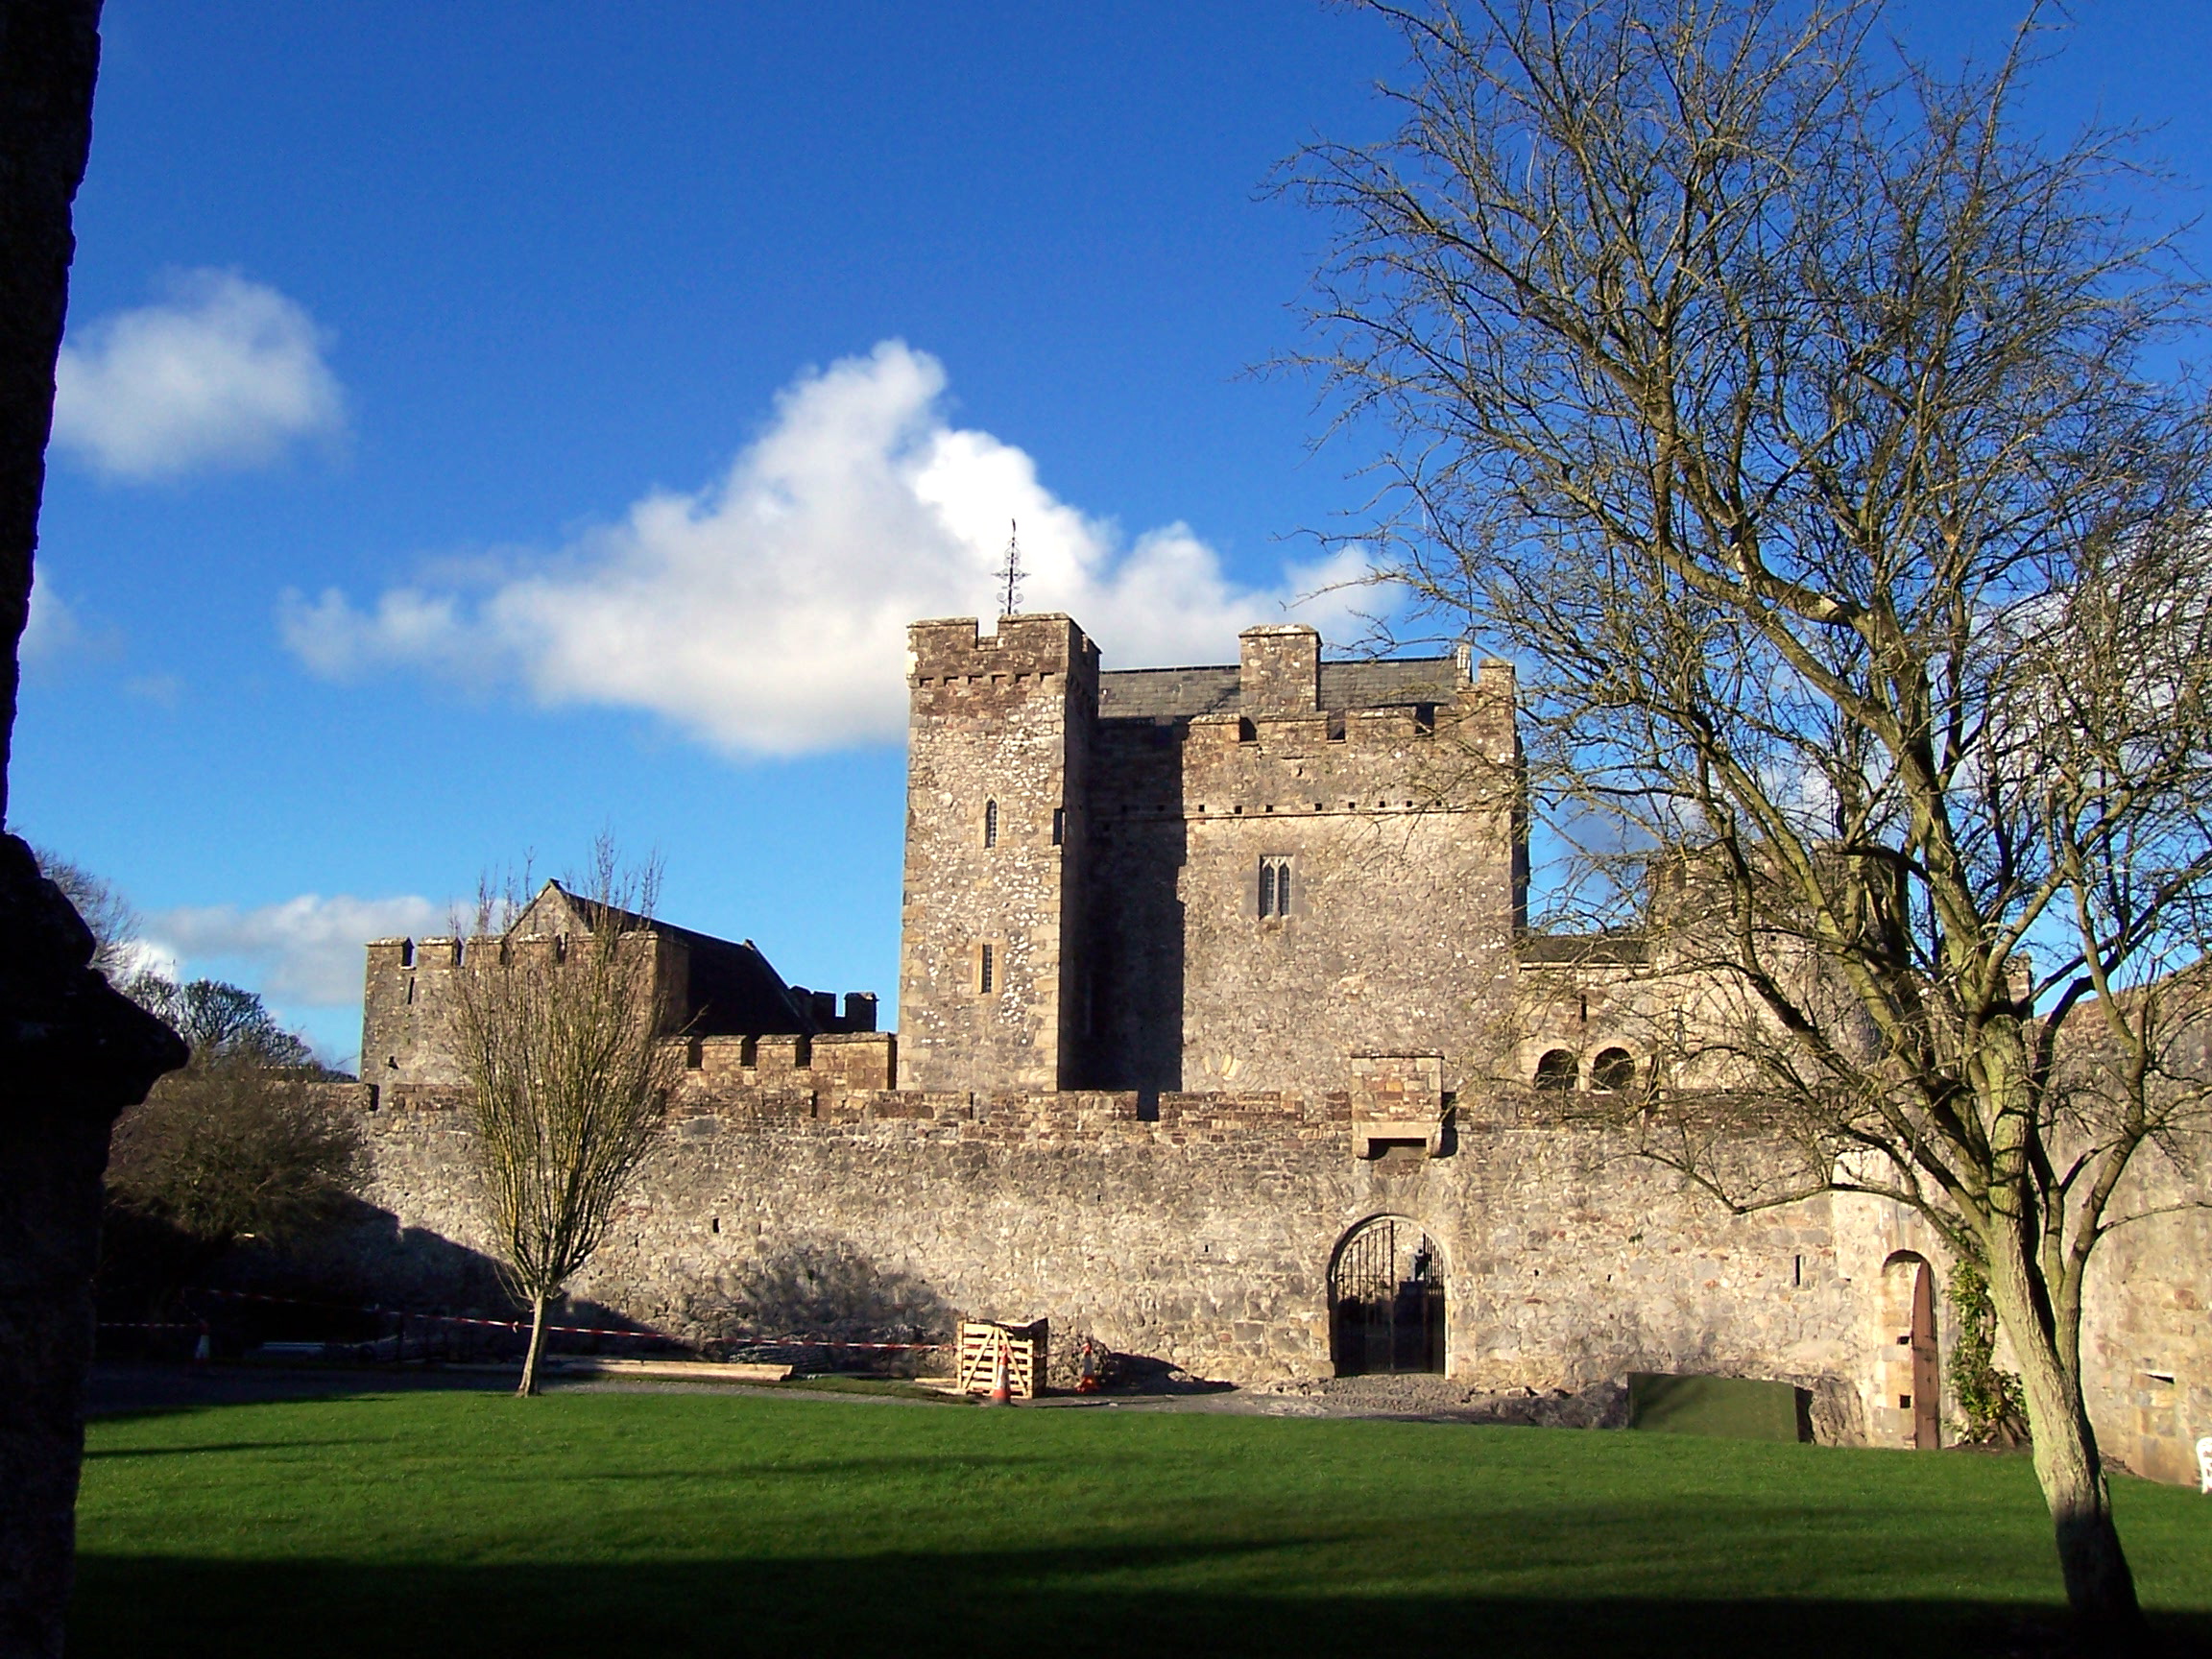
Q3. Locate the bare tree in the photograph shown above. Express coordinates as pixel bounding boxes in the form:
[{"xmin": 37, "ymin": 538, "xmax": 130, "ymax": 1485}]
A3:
[
  {"xmin": 449, "ymin": 840, "xmax": 683, "ymax": 1395},
  {"xmin": 29, "ymin": 847, "xmax": 138, "ymax": 982},
  {"xmin": 1293, "ymin": 0, "xmax": 2212, "ymax": 1634}
]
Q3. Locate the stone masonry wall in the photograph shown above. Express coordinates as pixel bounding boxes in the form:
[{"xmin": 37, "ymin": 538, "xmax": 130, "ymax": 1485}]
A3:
[
  {"xmin": 1082, "ymin": 637, "xmax": 1524, "ymax": 1096},
  {"xmin": 900, "ymin": 615, "xmax": 1098, "ymax": 1093},
  {"xmin": 319, "ymin": 1062, "xmax": 2209, "ymax": 1483},
  {"xmin": 362, "ymin": 926, "xmax": 685, "ymax": 1097},
  {"xmin": 339, "ymin": 1079, "xmax": 1853, "ymax": 1388}
]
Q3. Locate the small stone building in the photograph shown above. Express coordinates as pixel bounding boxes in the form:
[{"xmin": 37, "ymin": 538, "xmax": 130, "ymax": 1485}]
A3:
[
  {"xmin": 341, "ymin": 612, "xmax": 2210, "ymax": 1485},
  {"xmin": 362, "ymin": 878, "xmax": 878, "ymax": 1096}
]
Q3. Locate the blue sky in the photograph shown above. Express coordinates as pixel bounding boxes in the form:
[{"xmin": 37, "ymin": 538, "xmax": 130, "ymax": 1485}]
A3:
[{"xmin": 13, "ymin": 2, "xmax": 2212, "ymax": 1065}]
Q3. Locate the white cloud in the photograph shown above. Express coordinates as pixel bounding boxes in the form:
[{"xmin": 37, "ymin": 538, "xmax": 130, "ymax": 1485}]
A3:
[
  {"xmin": 280, "ymin": 340, "xmax": 1371, "ymax": 756},
  {"xmin": 54, "ymin": 269, "xmax": 345, "ymax": 481},
  {"xmin": 18, "ymin": 575, "xmax": 84, "ymax": 667},
  {"xmin": 111, "ymin": 937, "xmax": 180, "ymax": 987},
  {"xmin": 19, "ymin": 573, "xmax": 126, "ymax": 680},
  {"xmin": 145, "ymin": 893, "xmax": 445, "ymax": 1009}
]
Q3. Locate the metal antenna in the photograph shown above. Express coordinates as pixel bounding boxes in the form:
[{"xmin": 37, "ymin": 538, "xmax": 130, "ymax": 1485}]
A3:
[{"xmin": 998, "ymin": 518, "xmax": 1024, "ymax": 617}]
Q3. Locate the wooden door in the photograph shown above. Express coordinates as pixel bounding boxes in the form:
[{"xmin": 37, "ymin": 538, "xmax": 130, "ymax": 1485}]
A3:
[{"xmin": 1910, "ymin": 1262, "xmax": 1940, "ymax": 1449}]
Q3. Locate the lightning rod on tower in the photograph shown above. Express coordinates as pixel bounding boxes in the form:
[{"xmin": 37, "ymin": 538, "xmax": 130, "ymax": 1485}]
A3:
[{"xmin": 998, "ymin": 518, "xmax": 1024, "ymax": 617}]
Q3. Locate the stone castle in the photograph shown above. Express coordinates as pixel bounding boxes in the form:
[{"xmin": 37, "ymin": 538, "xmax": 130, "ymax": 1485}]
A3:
[{"xmin": 340, "ymin": 613, "xmax": 2209, "ymax": 1483}]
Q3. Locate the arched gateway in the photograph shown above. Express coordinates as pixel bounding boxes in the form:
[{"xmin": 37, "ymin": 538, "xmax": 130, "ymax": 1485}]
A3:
[{"xmin": 1329, "ymin": 1216, "xmax": 1445, "ymax": 1376}]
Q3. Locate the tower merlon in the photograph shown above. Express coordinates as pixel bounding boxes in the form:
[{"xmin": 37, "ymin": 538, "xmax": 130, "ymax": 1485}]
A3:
[{"xmin": 1238, "ymin": 623, "xmax": 1321, "ymax": 715}]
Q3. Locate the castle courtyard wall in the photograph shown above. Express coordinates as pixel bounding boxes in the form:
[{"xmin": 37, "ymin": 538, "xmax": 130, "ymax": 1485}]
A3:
[
  {"xmin": 342, "ymin": 1083, "xmax": 1853, "ymax": 1386},
  {"xmin": 313, "ymin": 1069, "xmax": 2210, "ymax": 1484},
  {"xmin": 316, "ymin": 1066, "xmax": 2212, "ymax": 1495}
]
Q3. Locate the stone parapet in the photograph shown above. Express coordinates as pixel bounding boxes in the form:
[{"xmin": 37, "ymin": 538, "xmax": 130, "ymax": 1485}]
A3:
[{"xmin": 1348, "ymin": 1052, "xmax": 1446, "ymax": 1158}]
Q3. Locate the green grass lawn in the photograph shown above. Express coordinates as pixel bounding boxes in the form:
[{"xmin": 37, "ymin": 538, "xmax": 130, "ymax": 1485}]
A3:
[{"xmin": 70, "ymin": 1389, "xmax": 2211, "ymax": 1657}]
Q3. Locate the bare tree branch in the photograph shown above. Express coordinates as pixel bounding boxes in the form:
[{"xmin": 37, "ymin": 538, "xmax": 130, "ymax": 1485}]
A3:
[{"xmin": 449, "ymin": 837, "xmax": 684, "ymax": 1396}]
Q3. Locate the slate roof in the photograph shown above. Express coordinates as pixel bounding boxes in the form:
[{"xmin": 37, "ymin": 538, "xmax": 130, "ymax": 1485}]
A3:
[
  {"xmin": 513, "ymin": 880, "xmax": 823, "ymax": 1036},
  {"xmin": 1515, "ymin": 932, "xmax": 1651, "ymax": 967},
  {"xmin": 1097, "ymin": 655, "xmax": 1463, "ymax": 722}
]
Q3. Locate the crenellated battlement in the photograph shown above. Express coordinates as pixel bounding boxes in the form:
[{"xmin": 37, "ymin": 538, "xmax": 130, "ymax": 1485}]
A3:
[
  {"xmin": 350, "ymin": 1070, "xmax": 1397, "ymax": 1146},
  {"xmin": 363, "ymin": 889, "xmax": 878, "ymax": 1093},
  {"xmin": 681, "ymin": 1030, "xmax": 898, "ymax": 1092},
  {"xmin": 907, "ymin": 613, "xmax": 1102, "ymax": 688}
]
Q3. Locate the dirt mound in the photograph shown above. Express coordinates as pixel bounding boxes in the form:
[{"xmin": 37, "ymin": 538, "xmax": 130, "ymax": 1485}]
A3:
[{"xmin": 1254, "ymin": 1374, "xmax": 1628, "ymax": 1428}]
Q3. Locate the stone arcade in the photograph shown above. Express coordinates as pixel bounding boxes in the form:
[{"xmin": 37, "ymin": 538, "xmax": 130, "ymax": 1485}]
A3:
[{"xmin": 340, "ymin": 613, "xmax": 2211, "ymax": 1483}]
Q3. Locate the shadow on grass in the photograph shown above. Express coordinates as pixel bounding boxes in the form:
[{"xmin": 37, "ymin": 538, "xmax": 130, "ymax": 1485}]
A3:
[
  {"xmin": 70, "ymin": 1544, "xmax": 2208, "ymax": 1659},
  {"xmin": 553, "ymin": 1454, "xmax": 1067, "ymax": 1480},
  {"xmin": 82, "ymin": 1440, "xmax": 369, "ymax": 1460}
]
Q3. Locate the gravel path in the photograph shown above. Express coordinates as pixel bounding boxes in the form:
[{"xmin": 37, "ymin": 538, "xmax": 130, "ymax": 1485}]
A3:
[{"xmin": 85, "ymin": 1360, "xmax": 1625, "ymax": 1428}]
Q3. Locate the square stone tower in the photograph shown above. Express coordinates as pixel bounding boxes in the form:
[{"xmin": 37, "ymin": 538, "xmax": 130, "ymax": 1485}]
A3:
[
  {"xmin": 898, "ymin": 611, "xmax": 1527, "ymax": 1100},
  {"xmin": 898, "ymin": 613, "xmax": 1100, "ymax": 1092},
  {"xmin": 1079, "ymin": 623, "xmax": 1525, "ymax": 1096}
]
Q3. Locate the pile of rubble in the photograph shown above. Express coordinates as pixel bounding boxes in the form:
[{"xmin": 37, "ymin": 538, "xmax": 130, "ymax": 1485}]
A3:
[{"xmin": 1253, "ymin": 1374, "xmax": 1629, "ymax": 1428}]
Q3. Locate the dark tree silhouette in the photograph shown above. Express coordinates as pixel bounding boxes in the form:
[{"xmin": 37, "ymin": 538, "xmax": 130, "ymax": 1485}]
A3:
[{"xmin": 124, "ymin": 974, "xmax": 316, "ymax": 1068}]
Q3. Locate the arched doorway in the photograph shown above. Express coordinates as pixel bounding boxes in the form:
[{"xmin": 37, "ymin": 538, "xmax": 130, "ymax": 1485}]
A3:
[
  {"xmin": 1881, "ymin": 1252, "xmax": 1941, "ymax": 1449},
  {"xmin": 1329, "ymin": 1216, "xmax": 1445, "ymax": 1376}
]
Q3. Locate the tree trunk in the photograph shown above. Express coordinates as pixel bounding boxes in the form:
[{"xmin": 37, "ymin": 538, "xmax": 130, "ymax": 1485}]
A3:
[
  {"xmin": 1984, "ymin": 1237, "xmax": 2146, "ymax": 1641},
  {"xmin": 517, "ymin": 1290, "xmax": 548, "ymax": 1397}
]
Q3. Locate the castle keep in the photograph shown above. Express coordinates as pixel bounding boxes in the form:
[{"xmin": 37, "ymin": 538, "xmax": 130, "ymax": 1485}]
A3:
[
  {"xmin": 346, "ymin": 613, "xmax": 2211, "ymax": 1485},
  {"xmin": 898, "ymin": 613, "xmax": 1523, "ymax": 1100}
]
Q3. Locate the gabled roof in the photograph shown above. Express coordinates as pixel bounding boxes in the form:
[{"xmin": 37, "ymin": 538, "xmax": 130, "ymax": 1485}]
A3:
[
  {"xmin": 510, "ymin": 880, "xmax": 822, "ymax": 1036},
  {"xmin": 1096, "ymin": 665, "xmax": 1240, "ymax": 721}
]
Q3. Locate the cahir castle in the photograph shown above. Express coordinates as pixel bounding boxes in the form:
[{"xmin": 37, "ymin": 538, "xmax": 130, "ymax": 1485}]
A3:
[{"xmin": 336, "ymin": 613, "xmax": 2209, "ymax": 1483}]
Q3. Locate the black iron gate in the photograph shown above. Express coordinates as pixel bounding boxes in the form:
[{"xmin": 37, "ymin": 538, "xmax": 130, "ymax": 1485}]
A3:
[{"xmin": 1329, "ymin": 1216, "xmax": 1445, "ymax": 1376}]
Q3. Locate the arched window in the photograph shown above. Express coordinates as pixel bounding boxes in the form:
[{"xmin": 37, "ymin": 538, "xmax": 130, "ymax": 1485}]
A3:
[
  {"xmin": 1533, "ymin": 1049, "xmax": 1577, "ymax": 1090},
  {"xmin": 983, "ymin": 800, "xmax": 998, "ymax": 847},
  {"xmin": 1259, "ymin": 855, "xmax": 1292, "ymax": 918},
  {"xmin": 1592, "ymin": 1047, "xmax": 1636, "ymax": 1092}
]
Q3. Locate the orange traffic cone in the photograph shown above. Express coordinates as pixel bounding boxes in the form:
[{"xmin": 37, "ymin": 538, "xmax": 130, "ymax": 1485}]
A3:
[{"xmin": 988, "ymin": 1338, "xmax": 1011, "ymax": 1406}]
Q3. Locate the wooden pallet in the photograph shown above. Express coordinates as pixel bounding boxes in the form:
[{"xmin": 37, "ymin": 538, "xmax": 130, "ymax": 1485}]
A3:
[{"xmin": 955, "ymin": 1319, "xmax": 1047, "ymax": 1399}]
